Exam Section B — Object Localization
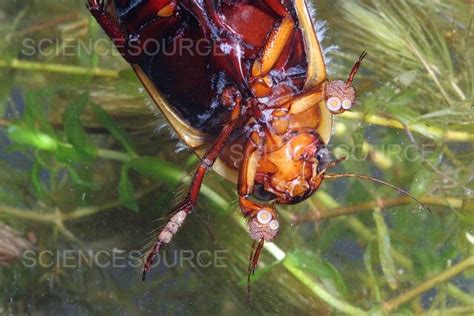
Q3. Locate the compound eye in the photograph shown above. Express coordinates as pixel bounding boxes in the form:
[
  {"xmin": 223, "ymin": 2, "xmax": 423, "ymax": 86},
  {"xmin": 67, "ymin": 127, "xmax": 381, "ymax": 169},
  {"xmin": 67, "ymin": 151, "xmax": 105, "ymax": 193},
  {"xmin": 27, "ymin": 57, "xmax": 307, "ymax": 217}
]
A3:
[
  {"xmin": 269, "ymin": 220, "xmax": 279, "ymax": 230},
  {"xmin": 327, "ymin": 97, "xmax": 342, "ymax": 112},
  {"xmin": 316, "ymin": 147, "xmax": 332, "ymax": 173},
  {"xmin": 256, "ymin": 210, "xmax": 272, "ymax": 225},
  {"xmin": 342, "ymin": 99, "xmax": 352, "ymax": 110}
]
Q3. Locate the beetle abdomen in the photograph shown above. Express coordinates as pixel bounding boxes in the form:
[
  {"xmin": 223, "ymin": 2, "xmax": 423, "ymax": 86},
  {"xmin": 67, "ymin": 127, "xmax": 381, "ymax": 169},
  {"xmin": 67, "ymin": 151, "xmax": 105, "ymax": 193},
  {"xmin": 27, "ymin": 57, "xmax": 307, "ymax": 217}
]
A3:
[{"xmin": 114, "ymin": 0, "xmax": 310, "ymax": 134}]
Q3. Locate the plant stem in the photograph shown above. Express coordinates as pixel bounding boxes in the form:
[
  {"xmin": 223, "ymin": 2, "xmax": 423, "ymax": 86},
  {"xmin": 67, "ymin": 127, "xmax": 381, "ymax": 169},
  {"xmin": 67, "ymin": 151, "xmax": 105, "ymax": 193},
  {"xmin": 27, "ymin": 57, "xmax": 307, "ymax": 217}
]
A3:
[
  {"xmin": 0, "ymin": 59, "xmax": 119, "ymax": 78},
  {"xmin": 428, "ymin": 305, "xmax": 474, "ymax": 316},
  {"xmin": 406, "ymin": 40, "xmax": 453, "ymax": 106},
  {"xmin": 0, "ymin": 119, "xmax": 132, "ymax": 162},
  {"xmin": 0, "ymin": 119, "xmax": 10, "ymax": 127},
  {"xmin": 294, "ymin": 196, "xmax": 466, "ymax": 224},
  {"xmin": 96, "ymin": 149, "xmax": 132, "ymax": 162},
  {"xmin": 283, "ymin": 260, "xmax": 368, "ymax": 315},
  {"xmin": 65, "ymin": 183, "xmax": 161, "ymax": 220},
  {"xmin": 0, "ymin": 205, "xmax": 56, "ymax": 224},
  {"xmin": 383, "ymin": 257, "xmax": 474, "ymax": 313},
  {"xmin": 8, "ymin": 13, "xmax": 80, "ymax": 37},
  {"xmin": 311, "ymin": 191, "xmax": 415, "ymax": 270},
  {"xmin": 339, "ymin": 111, "xmax": 474, "ymax": 142},
  {"xmin": 446, "ymin": 283, "xmax": 474, "ymax": 305}
]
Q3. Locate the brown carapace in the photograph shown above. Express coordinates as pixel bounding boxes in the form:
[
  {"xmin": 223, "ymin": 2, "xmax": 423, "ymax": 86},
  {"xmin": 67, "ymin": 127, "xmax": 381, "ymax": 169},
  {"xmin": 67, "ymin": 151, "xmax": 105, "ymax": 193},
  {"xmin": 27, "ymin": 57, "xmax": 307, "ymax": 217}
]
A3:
[{"xmin": 87, "ymin": 0, "xmax": 426, "ymax": 285}]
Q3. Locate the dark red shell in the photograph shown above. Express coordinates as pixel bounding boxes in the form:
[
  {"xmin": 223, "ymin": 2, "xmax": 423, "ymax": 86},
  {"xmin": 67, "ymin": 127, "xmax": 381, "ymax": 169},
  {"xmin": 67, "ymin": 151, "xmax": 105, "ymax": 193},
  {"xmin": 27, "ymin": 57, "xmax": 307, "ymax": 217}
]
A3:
[{"xmin": 113, "ymin": 0, "xmax": 309, "ymax": 134}]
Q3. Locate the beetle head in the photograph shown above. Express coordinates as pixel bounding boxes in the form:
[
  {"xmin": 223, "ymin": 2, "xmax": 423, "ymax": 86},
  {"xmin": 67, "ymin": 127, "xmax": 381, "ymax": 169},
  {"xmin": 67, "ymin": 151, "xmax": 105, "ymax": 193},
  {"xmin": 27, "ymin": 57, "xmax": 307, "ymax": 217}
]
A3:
[
  {"xmin": 262, "ymin": 133, "xmax": 330, "ymax": 205},
  {"xmin": 326, "ymin": 52, "xmax": 366, "ymax": 114}
]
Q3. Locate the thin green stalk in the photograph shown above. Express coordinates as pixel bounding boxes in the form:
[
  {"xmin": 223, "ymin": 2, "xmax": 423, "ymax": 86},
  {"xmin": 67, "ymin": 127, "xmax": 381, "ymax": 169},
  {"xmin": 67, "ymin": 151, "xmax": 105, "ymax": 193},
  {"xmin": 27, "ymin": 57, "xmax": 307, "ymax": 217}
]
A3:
[
  {"xmin": 428, "ymin": 305, "xmax": 474, "ymax": 316},
  {"xmin": 406, "ymin": 40, "xmax": 453, "ymax": 106},
  {"xmin": 96, "ymin": 148, "xmax": 132, "ymax": 162},
  {"xmin": 446, "ymin": 283, "xmax": 474, "ymax": 306},
  {"xmin": 0, "ymin": 205, "xmax": 56, "ymax": 223},
  {"xmin": 65, "ymin": 183, "xmax": 161, "ymax": 220},
  {"xmin": 0, "ymin": 59, "xmax": 119, "ymax": 78},
  {"xmin": 312, "ymin": 191, "xmax": 414, "ymax": 270},
  {"xmin": 340, "ymin": 111, "xmax": 474, "ymax": 142},
  {"xmin": 0, "ymin": 118, "xmax": 133, "ymax": 163},
  {"xmin": 383, "ymin": 257, "xmax": 474, "ymax": 313},
  {"xmin": 373, "ymin": 208, "xmax": 398, "ymax": 290}
]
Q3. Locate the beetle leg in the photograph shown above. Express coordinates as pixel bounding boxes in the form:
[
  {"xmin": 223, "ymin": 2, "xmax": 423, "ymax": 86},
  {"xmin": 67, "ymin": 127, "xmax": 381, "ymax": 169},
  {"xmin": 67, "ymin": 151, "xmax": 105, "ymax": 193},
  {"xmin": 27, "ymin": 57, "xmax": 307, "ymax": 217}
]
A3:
[
  {"xmin": 142, "ymin": 98, "xmax": 242, "ymax": 281},
  {"xmin": 262, "ymin": 0, "xmax": 292, "ymax": 18},
  {"xmin": 238, "ymin": 129, "xmax": 279, "ymax": 236},
  {"xmin": 238, "ymin": 129, "xmax": 275, "ymax": 287},
  {"xmin": 250, "ymin": 1, "xmax": 295, "ymax": 96},
  {"xmin": 248, "ymin": 238, "xmax": 265, "ymax": 281},
  {"xmin": 238, "ymin": 129, "xmax": 262, "ymax": 203},
  {"xmin": 87, "ymin": 0, "xmax": 179, "ymax": 63},
  {"xmin": 239, "ymin": 128, "xmax": 280, "ymax": 287},
  {"xmin": 86, "ymin": 0, "xmax": 134, "ymax": 62},
  {"xmin": 251, "ymin": 17, "xmax": 295, "ymax": 79},
  {"xmin": 288, "ymin": 87, "xmax": 324, "ymax": 115}
]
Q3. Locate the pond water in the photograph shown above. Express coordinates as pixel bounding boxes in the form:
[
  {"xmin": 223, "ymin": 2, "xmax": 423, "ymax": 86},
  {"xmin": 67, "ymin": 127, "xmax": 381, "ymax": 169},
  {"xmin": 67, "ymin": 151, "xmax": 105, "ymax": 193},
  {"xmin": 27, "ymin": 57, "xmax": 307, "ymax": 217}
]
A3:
[{"xmin": 0, "ymin": 1, "xmax": 473, "ymax": 315}]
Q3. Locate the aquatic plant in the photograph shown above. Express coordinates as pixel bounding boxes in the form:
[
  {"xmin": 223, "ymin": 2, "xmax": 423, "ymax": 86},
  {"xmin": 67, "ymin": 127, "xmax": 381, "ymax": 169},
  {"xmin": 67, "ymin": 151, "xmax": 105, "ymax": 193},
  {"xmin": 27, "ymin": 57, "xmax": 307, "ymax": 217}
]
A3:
[{"xmin": 0, "ymin": 0, "xmax": 472, "ymax": 314}]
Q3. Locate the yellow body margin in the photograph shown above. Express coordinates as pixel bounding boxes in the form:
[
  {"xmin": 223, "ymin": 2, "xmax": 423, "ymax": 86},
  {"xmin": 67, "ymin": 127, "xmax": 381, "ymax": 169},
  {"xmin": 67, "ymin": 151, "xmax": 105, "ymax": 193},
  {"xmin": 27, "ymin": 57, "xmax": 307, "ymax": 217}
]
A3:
[{"xmin": 295, "ymin": 0, "xmax": 333, "ymax": 145}]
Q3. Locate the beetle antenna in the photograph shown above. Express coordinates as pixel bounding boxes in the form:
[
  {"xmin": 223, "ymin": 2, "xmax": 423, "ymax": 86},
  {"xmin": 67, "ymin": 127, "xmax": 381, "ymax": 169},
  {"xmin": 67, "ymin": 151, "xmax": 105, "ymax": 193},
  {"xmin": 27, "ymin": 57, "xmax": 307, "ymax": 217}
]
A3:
[
  {"xmin": 324, "ymin": 173, "xmax": 431, "ymax": 212},
  {"xmin": 317, "ymin": 156, "xmax": 430, "ymax": 212},
  {"xmin": 316, "ymin": 156, "xmax": 348, "ymax": 180},
  {"xmin": 346, "ymin": 51, "xmax": 367, "ymax": 86}
]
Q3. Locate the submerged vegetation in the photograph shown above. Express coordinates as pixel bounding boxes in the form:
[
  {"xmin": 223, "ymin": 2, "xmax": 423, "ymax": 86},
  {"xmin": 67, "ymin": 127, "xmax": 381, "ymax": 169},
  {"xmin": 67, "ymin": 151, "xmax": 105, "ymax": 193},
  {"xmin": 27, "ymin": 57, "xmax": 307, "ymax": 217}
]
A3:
[{"xmin": 0, "ymin": 0, "xmax": 473, "ymax": 314}]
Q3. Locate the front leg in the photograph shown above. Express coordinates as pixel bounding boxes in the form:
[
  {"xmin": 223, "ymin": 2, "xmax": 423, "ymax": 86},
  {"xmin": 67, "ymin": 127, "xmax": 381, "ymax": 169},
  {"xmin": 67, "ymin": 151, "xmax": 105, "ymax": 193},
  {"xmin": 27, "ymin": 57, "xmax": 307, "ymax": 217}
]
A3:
[
  {"xmin": 86, "ymin": 0, "xmax": 135, "ymax": 62},
  {"xmin": 250, "ymin": 1, "xmax": 295, "ymax": 97},
  {"xmin": 238, "ymin": 128, "xmax": 280, "ymax": 277},
  {"xmin": 87, "ymin": 0, "xmax": 179, "ymax": 63}
]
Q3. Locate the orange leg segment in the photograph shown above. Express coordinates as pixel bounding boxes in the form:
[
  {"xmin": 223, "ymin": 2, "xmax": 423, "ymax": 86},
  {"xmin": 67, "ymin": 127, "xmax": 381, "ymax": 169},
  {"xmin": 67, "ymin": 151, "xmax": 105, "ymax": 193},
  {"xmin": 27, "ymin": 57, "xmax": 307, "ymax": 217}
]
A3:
[
  {"xmin": 250, "ymin": 0, "xmax": 295, "ymax": 97},
  {"xmin": 238, "ymin": 128, "xmax": 276, "ymax": 219},
  {"xmin": 238, "ymin": 127, "xmax": 279, "ymax": 284}
]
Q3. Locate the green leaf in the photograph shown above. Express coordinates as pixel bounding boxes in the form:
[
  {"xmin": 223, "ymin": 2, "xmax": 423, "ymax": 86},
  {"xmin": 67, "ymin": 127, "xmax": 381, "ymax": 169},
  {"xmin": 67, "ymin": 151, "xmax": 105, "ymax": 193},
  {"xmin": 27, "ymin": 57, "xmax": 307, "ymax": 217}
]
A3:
[
  {"xmin": 31, "ymin": 159, "xmax": 48, "ymax": 200},
  {"xmin": 91, "ymin": 103, "xmax": 137, "ymax": 156},
  {"xmin": 62, "ymin": 93, "xmax": 97, "ymax": 159},
  {"xmin": 127, "ymin": 157, "xmax": 181, "ymax": 183},
  {"xmin": 118, "ymin": 69, "xmax": 138, "ymax": 82},
  {"xmin": 409, "ymin": 169, "xmax": 434, "ymax": 198},
  {"xmin": 7, "ymin": 125, "xmax": 58, "ymax": 151},
  {"xmin": 285, "ymin": 250, "xmax": 349, "ymax": 299},
  {"xmin": 363, "ymin": 241, "xmax": 382, "ymax": 301},
  {"xmin": 351, "ymin": 127, "xmax": 365, "ymax": 159},
  {"xmin": 65, "ymin": 165, "xmax": 101, "ymax": 191},
  {"xmin": 23, "ymin": 90, "xmax": 55, "ymax": 135},
  {"xmin": 56, "ymin": 144, "xmax": 83, "ymax": 164},
  {"xmin": 119, "ymin": 164, "xmax": 139, "ymax": 212},
  {"xmin": 373, "ymin": 209, "xmax": 398, "ymax": 289}
]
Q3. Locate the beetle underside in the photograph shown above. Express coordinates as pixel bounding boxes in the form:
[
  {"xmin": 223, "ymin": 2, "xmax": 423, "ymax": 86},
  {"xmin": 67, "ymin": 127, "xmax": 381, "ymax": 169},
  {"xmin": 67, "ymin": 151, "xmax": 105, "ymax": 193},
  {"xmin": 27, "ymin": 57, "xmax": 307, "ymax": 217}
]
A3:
[{"xmin": 87, "ymin": 0, "xmax": 366, "ymax": 282}]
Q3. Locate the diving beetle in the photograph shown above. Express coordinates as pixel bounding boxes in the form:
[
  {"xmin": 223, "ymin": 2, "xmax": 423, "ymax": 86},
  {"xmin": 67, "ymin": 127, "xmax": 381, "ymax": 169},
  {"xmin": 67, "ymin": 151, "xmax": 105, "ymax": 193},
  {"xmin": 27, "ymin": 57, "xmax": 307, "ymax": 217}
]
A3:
[{"xmin": 87, "ymin": 0, "xmax": 421, "ymax": 281}]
